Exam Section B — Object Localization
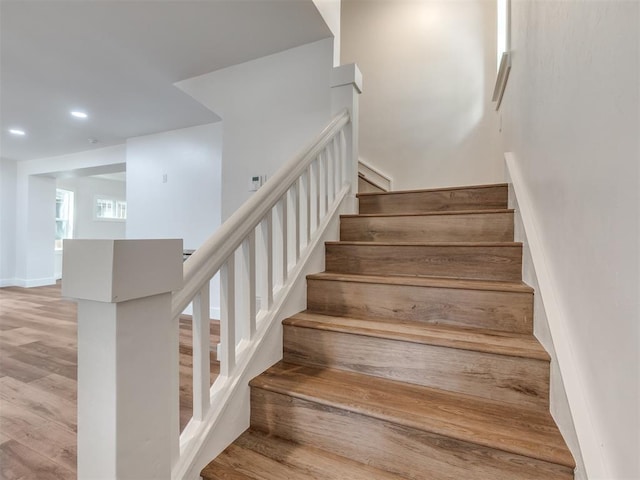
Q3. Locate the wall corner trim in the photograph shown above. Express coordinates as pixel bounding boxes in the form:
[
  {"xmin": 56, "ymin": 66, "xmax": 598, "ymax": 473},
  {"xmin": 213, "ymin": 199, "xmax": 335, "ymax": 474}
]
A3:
[
  {"xmin": 505, "ymin": 152, "xmax": 610, "ymax": 480},
  {"xmin": 331, "ymin": 63, "xmax": 363, "ymax": 93}
]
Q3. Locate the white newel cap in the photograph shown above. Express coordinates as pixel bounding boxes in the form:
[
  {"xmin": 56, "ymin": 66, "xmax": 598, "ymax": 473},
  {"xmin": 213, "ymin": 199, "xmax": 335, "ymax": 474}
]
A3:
[
  {"xmin": 62, "ymin": 239, "xmax": 183, "ymax": 303},
  {"xmin": 331, "ymin": 63, "xmax": 363, "ymax": 93}
]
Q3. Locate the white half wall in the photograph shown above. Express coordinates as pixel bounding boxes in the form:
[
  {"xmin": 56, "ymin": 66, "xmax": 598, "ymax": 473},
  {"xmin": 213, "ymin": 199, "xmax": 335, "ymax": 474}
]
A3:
[
  {"xmin": 341, "ymin": 0, "xmax": 502, "ymax": 190},
  {"xmin": 0, "ymin": 158, "xmax": 17, "ymax": 286},
  {"xmin": 176, "ymin": 38, "xmax": 333, "ymax": 220},
  {"xmin": 499, "ymin": 2, "xmax": 639, "ymax": 478}
]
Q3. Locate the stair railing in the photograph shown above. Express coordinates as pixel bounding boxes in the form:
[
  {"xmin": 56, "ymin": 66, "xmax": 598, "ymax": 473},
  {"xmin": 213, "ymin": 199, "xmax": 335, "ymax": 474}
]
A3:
[
  {"xmin": 64, "ymin": 64, "xmax": 361, "ymax": 480},
  {"xmin": 172, "ymin": 107, "xmax": 358, "ymax": 477}
]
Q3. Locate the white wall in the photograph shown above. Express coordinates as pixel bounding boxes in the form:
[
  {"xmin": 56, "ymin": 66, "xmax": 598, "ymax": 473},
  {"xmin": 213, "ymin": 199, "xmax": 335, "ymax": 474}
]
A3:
[
  {"xmin": 57, "ymin": 176, "xmax": 126, "ymax": 240},
  {"xmin": 499, "ymin": 2, "xmax": 639, "ymax": 479},
  {"xmin": 341, "ymin": 0, "xmax": 502, "ymax": 190},
  {"xmin": 126, "ymin": 122, "xmax": 222, "ymax": 251},
  {"xmin": 313, "ymin": 0, "xmax": 341, "ymax": 66},
  {"xmin": 0, "ymin": 158, "xmax": 17, "ymax": 286},
  {"xmin": 54, "ymin": 176, "xmax": 126, "ymax": 279},
  {"xmin": 15, "ymin": 175, "xmax": 57, "ymax": 287},
  {"xmin": 8, "ymin": 145, "xmax": 127, "ymax": 287},
  {"xmin": 176, "ymin": 38, "xmax": 334, "ymax": 220}
]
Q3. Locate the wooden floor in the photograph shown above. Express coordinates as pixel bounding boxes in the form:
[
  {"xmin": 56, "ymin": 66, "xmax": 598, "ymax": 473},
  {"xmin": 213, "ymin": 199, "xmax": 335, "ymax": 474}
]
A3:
[{"xmin": 0, "ymin": 282, "xmax": 219, "ymax": 479}]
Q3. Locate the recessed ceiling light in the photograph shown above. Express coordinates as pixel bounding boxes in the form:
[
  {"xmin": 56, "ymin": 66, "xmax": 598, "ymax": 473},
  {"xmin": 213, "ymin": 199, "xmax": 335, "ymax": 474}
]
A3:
[
  {"xmin": 71, "ymin": 111, "xmax": 88, "ymax": 119},
  {"xmin": 8, "ymin": 128, "xmax": 26, "ymax": 136}
]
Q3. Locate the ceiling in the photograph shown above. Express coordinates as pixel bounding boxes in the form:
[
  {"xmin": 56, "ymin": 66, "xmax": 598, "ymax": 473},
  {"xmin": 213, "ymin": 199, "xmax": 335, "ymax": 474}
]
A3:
[{"xmin": 0, "ymin": 0, "xmax": 331, "ymax": 162}]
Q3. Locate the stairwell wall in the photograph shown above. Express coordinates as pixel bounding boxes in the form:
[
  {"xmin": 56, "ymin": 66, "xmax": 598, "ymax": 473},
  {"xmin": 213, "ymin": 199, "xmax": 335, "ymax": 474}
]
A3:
[
  {"xmin": 175, "ymin": 38, "xmax": 334, "ymax": 221},
  {"xmin": 340, "ymin": 0, "xmax": 502, "ymax": 190},
  {"xmin": 499, "ymin": 2, "xmax": 639, "ymax": 478}
]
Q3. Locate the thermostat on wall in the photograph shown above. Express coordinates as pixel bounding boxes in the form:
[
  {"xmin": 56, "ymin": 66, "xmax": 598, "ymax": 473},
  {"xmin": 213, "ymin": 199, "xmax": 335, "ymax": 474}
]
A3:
[{"xmin": 249, "ymin": 175, "xmax": 266, "ymax": 192}]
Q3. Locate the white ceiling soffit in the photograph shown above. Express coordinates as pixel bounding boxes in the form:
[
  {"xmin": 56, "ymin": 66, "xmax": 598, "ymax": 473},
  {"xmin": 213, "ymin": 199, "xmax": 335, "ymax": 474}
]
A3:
[{"xmin": 0, "ymin": 0, "xmax": 332, "ymax": 162}]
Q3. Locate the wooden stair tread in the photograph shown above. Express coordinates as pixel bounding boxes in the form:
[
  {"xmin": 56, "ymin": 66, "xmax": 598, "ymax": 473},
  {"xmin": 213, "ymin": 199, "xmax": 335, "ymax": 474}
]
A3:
[
  {"xmin": 356, "ymin": 183, "xmax": 509, "ymax": 197},
  {"xmin": 341, "ymin": 208, "xmax": 514, "ymax": 218},
  {"xmin": 251, "ymin": 362, "xmax": 574, "ymax": 468},
  {"xmin": 308, "ymin": 271, "xmax": 533, "ymax": 293},
  {"xmin": 327, "ymin": 240, "xmax": 522, "ymax": 247},
  {"xmin": 202, "ymin": 430, "xmax": 403, "ymax": 480},
  {"xmin": 284, "ymin": 311, "xmax": 549, "ymax": 361}
]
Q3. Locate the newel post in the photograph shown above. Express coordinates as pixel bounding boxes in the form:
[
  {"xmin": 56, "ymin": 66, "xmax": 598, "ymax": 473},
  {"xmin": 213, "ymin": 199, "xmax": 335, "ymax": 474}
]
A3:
[
  {"xmin": 63, "ymin": 239, "xmax": 183, "ymax": 480},
  {"xmin": 331, "ymin": 63, "xmax": 362, "ymax": 213}
]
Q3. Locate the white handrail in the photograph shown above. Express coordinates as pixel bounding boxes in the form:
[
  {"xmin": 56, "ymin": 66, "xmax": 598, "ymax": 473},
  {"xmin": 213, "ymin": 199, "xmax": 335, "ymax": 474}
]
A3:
[{"xmin": 171, "ymin": 109, "xmax": 350, "ymax": 319}]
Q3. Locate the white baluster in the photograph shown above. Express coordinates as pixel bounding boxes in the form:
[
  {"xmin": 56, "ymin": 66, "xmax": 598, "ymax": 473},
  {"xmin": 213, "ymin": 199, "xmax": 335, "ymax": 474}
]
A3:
[
  {"xmin": 241, "ymin": 232, "xmax": 256, "ymax": 341},
  {"xmin": 333, "ymin": 135, "xmax": 342, "ymax": 190},
  {"xmin": 309, "ymin": 160, "xmax": 319, "ymax": 234},
  {"xmin": 319, "ymin": 152, "xmax": 327, "ymax": 219},
  {"xmin": 220, "ymin": 256, "xmax": 236, "ymax": 377},
  {"xmin": 340, "ymin": 129, "xmax": 348, "ymax": 189},
  {"xmin": 261, "ymin": 211, "xmax": 273, "ymax": 310},
  {"xmin": 326, "ymin": 145, "xmax": 335, "ymax": 203},
  {"xmin": 299, "ymin": 172, "xmax": 309, "ymax": 251},
  {"xmin": 292, "ymin": 181, "xmax": 301, "ymax": 261},
  {"xmin": 192, "ymin": 282, "xmax": 211, "ymax": 421},
  {"xmin": 280, "ymin": 195, "xmax": 288, "ymax": 284}
]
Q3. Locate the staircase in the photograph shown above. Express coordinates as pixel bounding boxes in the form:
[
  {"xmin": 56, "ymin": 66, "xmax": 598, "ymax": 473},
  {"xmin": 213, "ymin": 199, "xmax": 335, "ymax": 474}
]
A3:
[{"xmin": 200, "ymin": 183, "xmax": 575, "ymax": 480}]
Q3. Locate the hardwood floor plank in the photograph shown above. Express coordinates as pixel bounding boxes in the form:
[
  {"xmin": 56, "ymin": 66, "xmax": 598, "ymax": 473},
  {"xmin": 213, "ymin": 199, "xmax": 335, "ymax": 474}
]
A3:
[
  {"xmin": 8, "ymin": 422, "xmax": 76, "ymax": 473},
  {"xmin": 0, "ymin": 400, "xmax": 58, "ymax": 439},
  {"xmin": 0, "ymin": 378, "xmax": 77, "ymax": 432},
  {"xmin": 7, "ymin": 351, "xmax": 76, "ymax": 381},
  {"xmin": 0, "ymin": 440, "xmax": 74, "ymax": 480},
  {"xmin": 0, "ymin": 356, "xmax": 51, "ymax": 383},
  {"xmin": 0, "ymin": 328, "xmax": 49, "ymax": 347},
  {"xmin": 28, "ymin": 374, "xmax": 77, "ymax": 404}
]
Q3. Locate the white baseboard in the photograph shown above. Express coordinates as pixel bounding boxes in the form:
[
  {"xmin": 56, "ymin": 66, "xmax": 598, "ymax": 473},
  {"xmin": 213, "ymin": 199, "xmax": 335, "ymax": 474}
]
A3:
[
  {"xmin": 358, "ymin": 159, "xmax": 392, "ymax": 191},
  {"xmin": 0, "ymin": 278, "xmax": 16, "ymax": 288},
  {"xmin": 9, "ymin": 277, "xmax": 57, "ymax": 288},
  {"xmin": 505, "ymin": 152, "xmax": 606, "ymax": 480}
]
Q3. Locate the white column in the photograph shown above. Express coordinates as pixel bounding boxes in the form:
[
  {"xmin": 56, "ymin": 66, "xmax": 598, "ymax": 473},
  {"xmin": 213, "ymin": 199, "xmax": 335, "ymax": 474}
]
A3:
[
  {"xmin": 63, "ymin": 239, "xmax": 183, "ymax": 480},
  {"xmin": 331, "ymin": 63, "xmax": 363, "ymax": 213}
]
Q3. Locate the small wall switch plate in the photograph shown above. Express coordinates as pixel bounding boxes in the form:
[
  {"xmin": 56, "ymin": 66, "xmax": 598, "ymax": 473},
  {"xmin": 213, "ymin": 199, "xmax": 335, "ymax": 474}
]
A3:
[{"xmin": 249, "ymin": 175, "xmax": 266, "ymax": 191}]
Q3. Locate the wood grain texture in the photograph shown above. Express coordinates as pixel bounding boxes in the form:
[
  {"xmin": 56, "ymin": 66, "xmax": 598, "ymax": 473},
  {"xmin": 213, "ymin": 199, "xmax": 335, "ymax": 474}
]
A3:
[
  {"xmin": 357, "ymin": 184, "xmax": 508, "ymax": 214},
  {"xmin": 0, "ymin": 283, "xmax": 219, "ymax": 479},
  {"xmin": 307, "ymin": 273, "xmax": 534, "ymax": 333},
  {"xmin": 204, "ymin": 430, "xmax": 402, "ymax": 480},
  {"xmin": 251, "ymin": 363, "xmax": 573, "ymax": 467},
  {"xmin": 200, "ymin": 182, "xmax": 572, "ymax": 479},
  {"xmin": 285, "ymin": 311, "xmax": 548, "ymax": 361},
  {"xmin": 325, "ymin": 242, "xmax": 523, "ymax": 281},
  {"xmin": 250, "ymin": 365, "xmax": 573, "ymax": 480},
  {"xmin": 340, "ymin": 210, "xmax": 514, "ymax": 243},
  {"xmin": 283, "ymin": 316, "xmax": 550, "ymax": 410}
]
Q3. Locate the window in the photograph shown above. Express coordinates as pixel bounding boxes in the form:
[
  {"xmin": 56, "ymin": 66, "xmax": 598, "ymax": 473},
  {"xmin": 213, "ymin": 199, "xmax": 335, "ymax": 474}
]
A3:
[
  {"xmin": 493, "ymin": 0, "xmax": 511, "ymax": 109},
  {"xmin": 497, "ymin": 0, "xmax": 510, "ymax": 71},
  {"xmin": 55, "ymin": 189, "xmax": 74, "ymax": 250},
  {"xmin": 95, "ymin": 196, "xmax": 127, "ymax": 221}
]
